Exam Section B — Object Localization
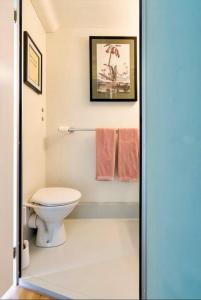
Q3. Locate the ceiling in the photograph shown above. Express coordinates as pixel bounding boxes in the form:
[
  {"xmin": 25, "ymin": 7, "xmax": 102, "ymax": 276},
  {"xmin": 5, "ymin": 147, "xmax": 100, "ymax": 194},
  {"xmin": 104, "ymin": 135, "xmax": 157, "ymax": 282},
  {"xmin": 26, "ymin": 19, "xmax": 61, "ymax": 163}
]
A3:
[{"xmin": 31, "ymin": 0, "xmax": 138, "ymax": 32}]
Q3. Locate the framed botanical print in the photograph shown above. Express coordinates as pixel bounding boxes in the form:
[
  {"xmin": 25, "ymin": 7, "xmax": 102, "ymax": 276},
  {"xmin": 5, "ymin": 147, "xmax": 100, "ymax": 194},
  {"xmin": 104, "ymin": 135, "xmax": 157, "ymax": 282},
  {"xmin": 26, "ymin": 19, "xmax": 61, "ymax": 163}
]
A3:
[
  {"xmin": 90, "ymin": 36, "xmax": 137, "ymax": 102},
  {"xmin": 24, "ymin": 31, "xmax": 42, "ymax": 94}
]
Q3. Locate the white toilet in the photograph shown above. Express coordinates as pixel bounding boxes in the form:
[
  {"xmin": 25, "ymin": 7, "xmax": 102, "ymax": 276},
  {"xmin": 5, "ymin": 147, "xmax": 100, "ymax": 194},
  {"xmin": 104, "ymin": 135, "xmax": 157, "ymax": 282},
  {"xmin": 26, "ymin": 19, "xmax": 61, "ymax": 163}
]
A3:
[{"xmin": 26, "ymin": 187, "xmax": 81, "ymax": 248}]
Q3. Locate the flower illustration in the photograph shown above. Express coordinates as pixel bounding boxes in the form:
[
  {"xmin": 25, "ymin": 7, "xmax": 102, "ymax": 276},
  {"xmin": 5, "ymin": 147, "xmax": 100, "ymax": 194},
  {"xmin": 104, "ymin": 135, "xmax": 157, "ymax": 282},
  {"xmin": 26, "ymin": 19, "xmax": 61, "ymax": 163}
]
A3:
[
  {"xmin": 104, "ymin": 44, "xmax": 120, "ymax": 66},
  {"xmin": 99, "ymin": 44, "xmax": 121, "ymax": 82}
]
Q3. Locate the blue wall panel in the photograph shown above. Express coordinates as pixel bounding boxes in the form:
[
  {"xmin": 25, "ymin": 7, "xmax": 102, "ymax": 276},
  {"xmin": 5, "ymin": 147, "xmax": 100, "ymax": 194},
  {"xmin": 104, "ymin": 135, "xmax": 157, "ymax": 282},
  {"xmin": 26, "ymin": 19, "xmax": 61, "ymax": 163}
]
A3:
[{"xmin": 144, "ymin": 0, "xmax": 201, "ymax": 298}]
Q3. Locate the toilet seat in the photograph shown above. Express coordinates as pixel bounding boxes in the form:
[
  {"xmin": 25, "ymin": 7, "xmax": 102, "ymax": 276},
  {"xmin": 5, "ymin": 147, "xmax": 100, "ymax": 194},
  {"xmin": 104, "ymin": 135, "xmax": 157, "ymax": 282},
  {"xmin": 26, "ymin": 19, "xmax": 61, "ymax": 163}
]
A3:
[{"xmin": 30, "ymin": 187, "xmax": 81, "ymax": 207}]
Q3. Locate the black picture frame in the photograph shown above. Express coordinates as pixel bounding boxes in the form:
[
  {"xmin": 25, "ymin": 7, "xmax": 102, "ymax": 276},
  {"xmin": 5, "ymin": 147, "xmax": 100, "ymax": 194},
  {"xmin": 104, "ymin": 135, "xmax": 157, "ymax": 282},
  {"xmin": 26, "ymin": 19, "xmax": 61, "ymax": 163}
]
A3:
[
  {"xmin": 90, "ymin": 36, "xmax": 137, "ymax": 102},
  {"xmin": 24, "ymin": 31, "xmax": 42, "ymax": 94}
]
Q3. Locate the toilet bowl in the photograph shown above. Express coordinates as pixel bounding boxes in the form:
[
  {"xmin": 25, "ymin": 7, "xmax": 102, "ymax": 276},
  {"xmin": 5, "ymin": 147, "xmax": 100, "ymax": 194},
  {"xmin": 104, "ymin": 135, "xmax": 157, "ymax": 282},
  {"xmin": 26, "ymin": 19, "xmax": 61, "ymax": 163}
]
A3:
[{"xmin": 26, "ymin": 187, "xmax": 81, "ymax": 248}]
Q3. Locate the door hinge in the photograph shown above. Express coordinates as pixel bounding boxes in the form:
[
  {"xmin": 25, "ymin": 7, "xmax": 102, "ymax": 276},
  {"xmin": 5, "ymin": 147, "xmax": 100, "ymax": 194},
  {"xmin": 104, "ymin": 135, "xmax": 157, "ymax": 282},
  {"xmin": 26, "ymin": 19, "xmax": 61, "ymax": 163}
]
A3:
[
  {"xmin": 13, "ymin": 247, "xmax": 17, "ymax": 259},
  {"xmin": 14, "ymin": 10, "xmax": 17, "ymax": 23}
]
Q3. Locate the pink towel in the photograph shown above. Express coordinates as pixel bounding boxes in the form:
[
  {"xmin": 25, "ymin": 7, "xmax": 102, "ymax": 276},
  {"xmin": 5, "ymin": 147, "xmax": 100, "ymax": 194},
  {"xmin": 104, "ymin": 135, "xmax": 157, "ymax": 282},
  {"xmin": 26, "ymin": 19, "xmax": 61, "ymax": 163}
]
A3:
[
  {"xmin": 118, "ymin": 128, "xmax": 139, "ymax": 182},
  {"xmin": 96, "ymin": 128, "xmax": 116, "ymax": 181}
]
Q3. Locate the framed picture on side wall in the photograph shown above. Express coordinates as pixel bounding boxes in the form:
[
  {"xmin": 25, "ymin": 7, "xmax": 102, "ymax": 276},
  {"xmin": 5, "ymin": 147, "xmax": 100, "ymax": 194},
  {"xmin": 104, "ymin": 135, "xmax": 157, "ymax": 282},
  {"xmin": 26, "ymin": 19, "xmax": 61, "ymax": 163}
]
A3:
[
  {"xmin": 24, "ymin": 31, "xmax": 42, "ymax": 94},
  {"xmin": 90, "ymin": 36, "xmax": 137, "ymax": 102}
]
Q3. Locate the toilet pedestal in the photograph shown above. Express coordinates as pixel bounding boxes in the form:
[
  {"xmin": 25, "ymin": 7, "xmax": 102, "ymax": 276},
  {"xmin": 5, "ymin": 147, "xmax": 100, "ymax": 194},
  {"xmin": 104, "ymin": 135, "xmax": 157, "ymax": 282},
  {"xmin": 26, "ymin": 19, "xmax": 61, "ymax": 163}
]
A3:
[{"xmin": 36, "ymin": 220, "xmax": 66, "ymax": 248}]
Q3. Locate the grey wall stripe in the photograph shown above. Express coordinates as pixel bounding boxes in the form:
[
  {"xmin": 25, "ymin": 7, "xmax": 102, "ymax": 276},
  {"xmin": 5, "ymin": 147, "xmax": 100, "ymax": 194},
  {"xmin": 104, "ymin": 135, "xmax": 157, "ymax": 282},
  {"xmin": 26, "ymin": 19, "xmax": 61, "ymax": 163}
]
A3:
[{"xmin": 68, "ymin": 202, "xmax": 139, "ymax": 219}]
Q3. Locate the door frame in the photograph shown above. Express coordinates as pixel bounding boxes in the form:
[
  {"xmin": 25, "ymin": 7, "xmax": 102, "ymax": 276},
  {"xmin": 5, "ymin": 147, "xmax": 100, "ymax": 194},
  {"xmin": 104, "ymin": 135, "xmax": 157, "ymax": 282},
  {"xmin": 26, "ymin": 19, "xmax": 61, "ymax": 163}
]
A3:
[
  {"xmin": 17, "ymin": 0, "xmax": 147, "ymax": 298},
  {"xmin": 17, "ymin": 0, "xmax": 23, "ymax": 281},
  {"xmin": 140, "ymin": 0, "xmax": 147, "ymax": 299}
]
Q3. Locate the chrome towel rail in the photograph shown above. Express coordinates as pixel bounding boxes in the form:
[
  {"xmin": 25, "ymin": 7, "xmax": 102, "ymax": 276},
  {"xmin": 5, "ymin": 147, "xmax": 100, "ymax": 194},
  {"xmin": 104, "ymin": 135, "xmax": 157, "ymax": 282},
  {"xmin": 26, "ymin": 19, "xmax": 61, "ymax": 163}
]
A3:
[{"xmin": 58, "ymin": 126, "xmax": 119, "ymax": 134}]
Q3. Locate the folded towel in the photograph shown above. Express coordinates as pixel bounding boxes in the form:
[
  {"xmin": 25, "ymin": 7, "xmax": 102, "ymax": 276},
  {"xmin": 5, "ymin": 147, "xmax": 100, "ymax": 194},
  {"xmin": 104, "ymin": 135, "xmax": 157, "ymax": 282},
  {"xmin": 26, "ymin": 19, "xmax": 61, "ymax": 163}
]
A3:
[
  {"xmin": 118, "ymin": 128, "xmax": 139, "ymax": 182},
  {"xmin": 96, "ymin": 128, "xmax": 116, "ymax": 181}
]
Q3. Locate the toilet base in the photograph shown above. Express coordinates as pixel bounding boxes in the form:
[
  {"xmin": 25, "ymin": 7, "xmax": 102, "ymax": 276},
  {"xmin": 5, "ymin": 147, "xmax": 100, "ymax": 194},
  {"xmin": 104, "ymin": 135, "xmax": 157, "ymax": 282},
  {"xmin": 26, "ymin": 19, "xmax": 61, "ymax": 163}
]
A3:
[{"xmin": 36, "ymin": 221, "xmax": 66, "ymax": 248}]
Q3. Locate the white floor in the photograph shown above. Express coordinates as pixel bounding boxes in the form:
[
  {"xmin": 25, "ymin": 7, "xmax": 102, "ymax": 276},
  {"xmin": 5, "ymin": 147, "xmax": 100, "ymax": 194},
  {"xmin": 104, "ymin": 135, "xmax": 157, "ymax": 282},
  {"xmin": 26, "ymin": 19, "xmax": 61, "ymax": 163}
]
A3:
[{"xmin": 22, "ymin": 219, "xmax": 139, "ymax": 299}]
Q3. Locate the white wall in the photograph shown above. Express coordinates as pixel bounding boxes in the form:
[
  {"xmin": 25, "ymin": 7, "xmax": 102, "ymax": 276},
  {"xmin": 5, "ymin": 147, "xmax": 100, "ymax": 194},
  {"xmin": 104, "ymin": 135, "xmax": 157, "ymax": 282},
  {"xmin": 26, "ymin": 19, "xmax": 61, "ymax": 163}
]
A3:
[
  {"xmin": 22, "ymin": 0, "xmax": 46, "ymax": 203},
  {"xmin": 46, "ymin": 0, "xmax": 139, "ymax": 203}
]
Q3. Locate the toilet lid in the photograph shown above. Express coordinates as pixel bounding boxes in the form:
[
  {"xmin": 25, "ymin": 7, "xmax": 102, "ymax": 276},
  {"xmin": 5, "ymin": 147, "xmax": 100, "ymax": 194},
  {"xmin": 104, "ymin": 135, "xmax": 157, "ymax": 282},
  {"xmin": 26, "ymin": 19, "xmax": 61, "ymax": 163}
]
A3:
[{"xmin": 30, "ymin": 187, "xmax": 81, "ymax": 207}]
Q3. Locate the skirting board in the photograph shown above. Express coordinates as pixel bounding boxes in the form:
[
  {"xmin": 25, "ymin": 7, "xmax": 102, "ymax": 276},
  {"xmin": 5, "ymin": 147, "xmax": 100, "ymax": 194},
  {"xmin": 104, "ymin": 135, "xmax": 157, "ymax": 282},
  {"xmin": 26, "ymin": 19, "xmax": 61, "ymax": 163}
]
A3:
[{"xmin": 68, "ymin": 202, "xmax": 139, "ymax": 219}]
